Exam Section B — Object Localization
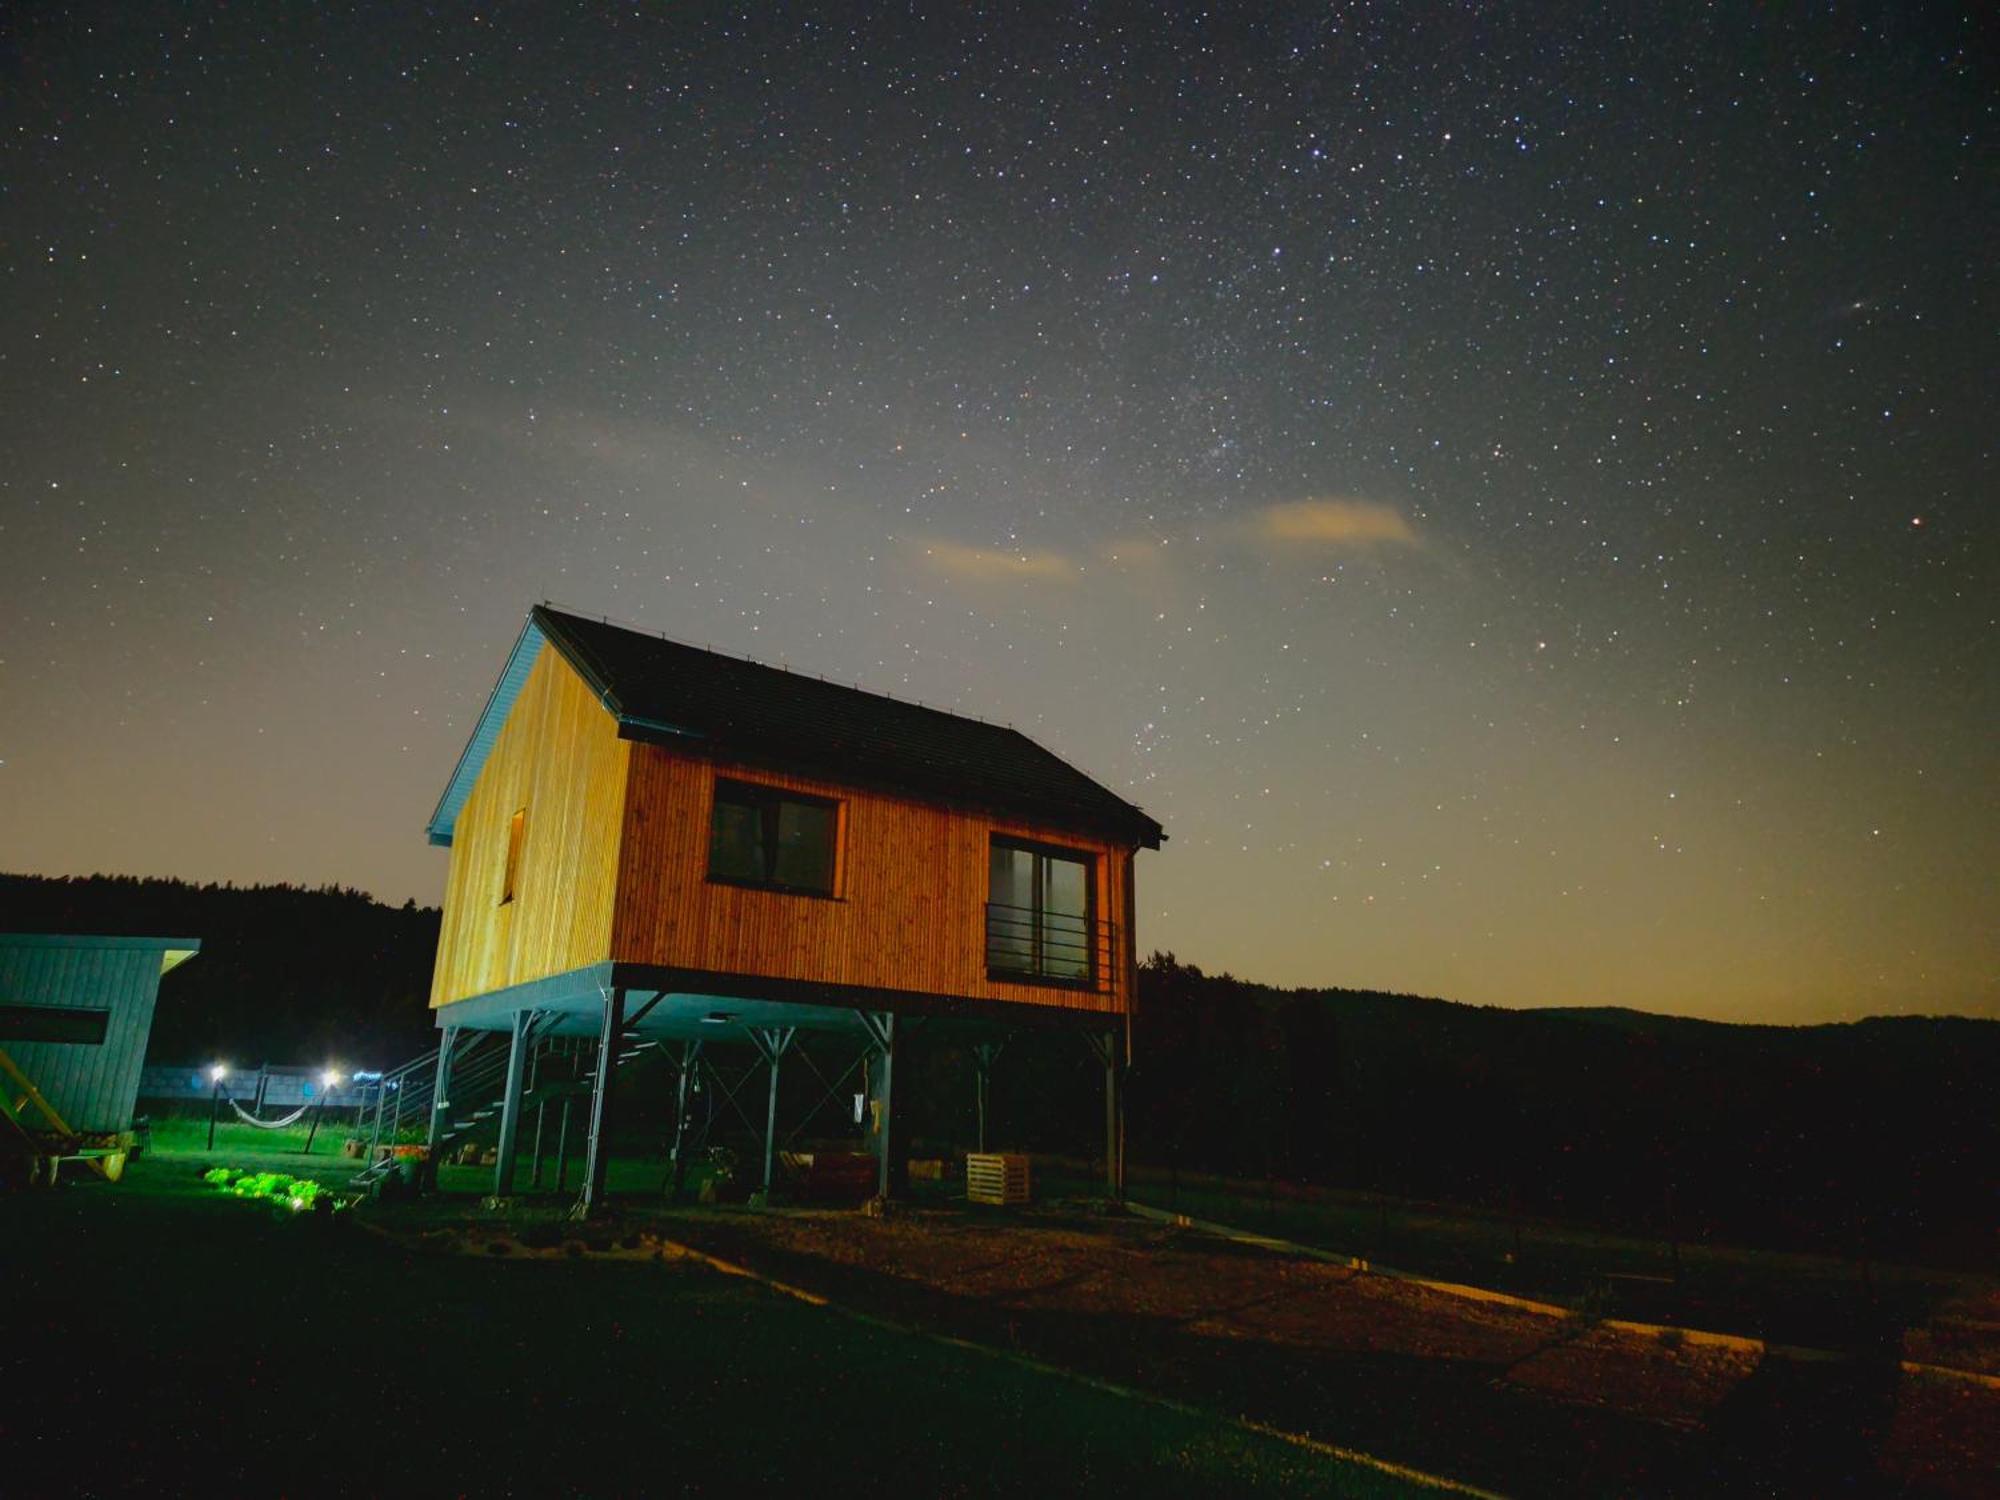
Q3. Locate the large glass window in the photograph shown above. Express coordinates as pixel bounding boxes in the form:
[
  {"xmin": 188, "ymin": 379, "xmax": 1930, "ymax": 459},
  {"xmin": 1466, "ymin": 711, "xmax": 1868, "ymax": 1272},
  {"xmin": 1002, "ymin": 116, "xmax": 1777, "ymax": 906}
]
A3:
[
  {"xmin": 708, "ymin": 779, "xmax": 838, "ymax": 895},
  {"xmin": 987, "ymin": 838, "xmax": 1094, "ymax": 983}
]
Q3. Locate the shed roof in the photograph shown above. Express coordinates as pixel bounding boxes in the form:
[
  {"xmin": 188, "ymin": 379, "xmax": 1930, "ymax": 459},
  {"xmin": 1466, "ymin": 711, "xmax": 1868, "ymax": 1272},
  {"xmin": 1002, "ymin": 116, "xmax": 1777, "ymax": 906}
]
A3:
[
  {"xmin": 428, "ymin": 605, "xmax": 1163, "ymax": 850},
  {"xmin": 0, "ymin": 933, "xmax": 201, "ymax": 976}
]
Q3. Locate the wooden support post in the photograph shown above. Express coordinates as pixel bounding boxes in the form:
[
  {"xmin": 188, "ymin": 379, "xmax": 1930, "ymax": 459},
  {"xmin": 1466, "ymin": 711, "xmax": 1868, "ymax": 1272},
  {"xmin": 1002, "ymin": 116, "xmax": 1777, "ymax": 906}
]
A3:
[
  {"xmin": 554, "ymin": 1097, "xmax": 572, "ymax": 1191},
  {"xmin": 750, "ymin": 1027, "xmax": 798, "ymax": 1198},
  {"xmin": 422, "ymin": 1027, "xmax": 458, "ymax": 1192},
  {"xmin": 492, "ymin": 1009, "xmax": 534, "ymax": 1197},
  {"xmin": 977, "ymin": 1052, "xmax": 989, "ymax": 1154},
  {"xmin": 555, "ymin": 1040, "xmax": 581, "ymax": 1190},
  {"xmin": 207, "ymin": 1076, "xmax": 224, "ymax": 1151},
  {"xmin": 856, "ymin": 1011, "xmax": 896, "ymax": 1200},
  {"xmin": 1104, "ymin": 1028, "xmax": 1124, "ymax": 1201},
  {"xmin": 366, "ymin": 1074, "xmax": 388, "ymax": 1162},
  {"xmin": 1083, "ymin": 1029, "xmax": 1124, "ymax": 1201},
  {"xmin": 300, "ymin": 1097, "xmax": 325, "ymax": 1156},
  {"xmin": 971, "ymin": 1039, "xmax": 1004, "ymax": 1154},
  {"xmin": 668, "ymin": 1039, "xmax": 701, "ymax": 1202},
  {"xmin": 761, "ymin": 1040, "xmax": 782, "ymax": 1196},
  {"xmin": 878, "ymin": 1018, "xmax": 894, "ymax": 1200},
  {"xmin": 528, "ymin": 1038, "xmax": 547, "ymax": 1188},
  {"xmin": 577, "ymin": 988, "xmax": 625, "ymax": 1216}
]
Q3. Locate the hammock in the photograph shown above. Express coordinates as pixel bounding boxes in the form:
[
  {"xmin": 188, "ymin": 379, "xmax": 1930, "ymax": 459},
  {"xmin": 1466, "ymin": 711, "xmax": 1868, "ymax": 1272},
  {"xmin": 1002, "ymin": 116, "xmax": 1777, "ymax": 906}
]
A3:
[{"xmin": 226, "ymin": 1097, "xmax": 311, "ymax": 1130}]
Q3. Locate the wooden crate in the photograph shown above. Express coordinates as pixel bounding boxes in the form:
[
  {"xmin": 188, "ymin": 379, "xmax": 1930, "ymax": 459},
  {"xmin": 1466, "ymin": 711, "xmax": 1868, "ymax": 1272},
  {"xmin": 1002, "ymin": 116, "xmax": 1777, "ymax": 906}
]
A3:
[{"xmin": 965, "ymin": 1152, "xmax": 1031, "ymax": 1206}]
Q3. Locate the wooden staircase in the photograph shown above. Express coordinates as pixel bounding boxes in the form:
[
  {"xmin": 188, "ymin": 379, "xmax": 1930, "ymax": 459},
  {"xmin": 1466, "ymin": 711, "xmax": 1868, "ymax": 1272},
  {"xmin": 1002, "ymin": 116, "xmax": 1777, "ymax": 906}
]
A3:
[{"xmin": 347, "ymin": 1033, "xmax": 659, "ymax": 1196}]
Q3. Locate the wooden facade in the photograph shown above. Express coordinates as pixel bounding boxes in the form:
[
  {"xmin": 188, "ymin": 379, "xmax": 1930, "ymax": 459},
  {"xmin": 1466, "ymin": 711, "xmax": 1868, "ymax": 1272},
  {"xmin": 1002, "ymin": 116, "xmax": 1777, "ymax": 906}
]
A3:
[
  {"xmin": 430, "ymin": 641, "xmax": 1139, "ymax": 1018},
  {"xmin": 430, "ymin": 646, "xmax": 630, "ymax": 1007},
  {"xmin": 613, "ymin": 747, "xmax": 1131, "ymax": 1015}
]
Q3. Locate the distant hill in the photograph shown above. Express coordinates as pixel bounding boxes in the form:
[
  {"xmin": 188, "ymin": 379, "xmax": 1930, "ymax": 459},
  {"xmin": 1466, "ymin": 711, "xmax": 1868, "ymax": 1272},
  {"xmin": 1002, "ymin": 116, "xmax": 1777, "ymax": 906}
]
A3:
[
  {"xmin": 0, "ymin": 873, "xmax": 440, "ymax": 1066},
  {"xmin": 1125, "ymin": 956, "xmax": 2000, "ymax": 1267}
]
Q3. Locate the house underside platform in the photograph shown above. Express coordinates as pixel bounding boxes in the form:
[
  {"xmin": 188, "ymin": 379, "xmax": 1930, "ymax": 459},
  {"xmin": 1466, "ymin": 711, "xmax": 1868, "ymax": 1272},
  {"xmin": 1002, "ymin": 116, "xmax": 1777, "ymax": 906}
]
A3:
[
  {"xmin": 431, "ymin": 961, "xmax": 1124, "ymax": 1043},
  {"xmin": 421, "ymin": 964, "xmax": 1126, "ymax": 1214}
]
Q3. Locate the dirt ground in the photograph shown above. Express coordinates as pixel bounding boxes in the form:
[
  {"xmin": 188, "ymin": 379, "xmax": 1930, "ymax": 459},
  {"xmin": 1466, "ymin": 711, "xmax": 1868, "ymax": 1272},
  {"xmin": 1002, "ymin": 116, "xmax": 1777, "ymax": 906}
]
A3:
[{"xmin": 595, "ymin": 1198, "xmax": 1999, "ymax": 1499}]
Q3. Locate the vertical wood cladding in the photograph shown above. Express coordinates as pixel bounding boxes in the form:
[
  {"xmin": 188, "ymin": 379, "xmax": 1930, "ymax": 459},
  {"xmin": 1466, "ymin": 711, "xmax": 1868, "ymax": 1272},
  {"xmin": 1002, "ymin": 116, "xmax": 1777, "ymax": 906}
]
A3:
[
  {"xmin": 429, "ymin": 647, "xmax": 630, "ymax": 1007},
  {"xmin": 612, "ymin": 747, "xmax": 1134, "ymax": 1015},
  {"xmin": 0, "ymin": 938, "xmax": 181, "ymax": 1134}
]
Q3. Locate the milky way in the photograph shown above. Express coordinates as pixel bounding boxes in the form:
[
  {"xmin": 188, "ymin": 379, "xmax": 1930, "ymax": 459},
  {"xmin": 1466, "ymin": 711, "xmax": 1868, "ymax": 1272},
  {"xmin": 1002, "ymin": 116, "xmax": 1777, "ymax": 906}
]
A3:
[{"xmin": 2, "ymin": 6, "xmax": 1991, "ymax": 1021}]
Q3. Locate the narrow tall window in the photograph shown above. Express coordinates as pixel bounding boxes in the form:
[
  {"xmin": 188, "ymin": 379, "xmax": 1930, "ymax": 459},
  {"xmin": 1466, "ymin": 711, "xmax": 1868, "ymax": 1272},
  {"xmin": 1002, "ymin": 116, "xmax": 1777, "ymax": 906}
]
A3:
[
  {"xmin": 987, "ymin": 838, "xmax": 1094, "ymax": 984},
  {"xmin": 708, "ymin": 779, "xmax": 838, "ymax": 895},
  {"xmin": 500, "ymin": 807, "xmax": 526, "ymax": 905}
]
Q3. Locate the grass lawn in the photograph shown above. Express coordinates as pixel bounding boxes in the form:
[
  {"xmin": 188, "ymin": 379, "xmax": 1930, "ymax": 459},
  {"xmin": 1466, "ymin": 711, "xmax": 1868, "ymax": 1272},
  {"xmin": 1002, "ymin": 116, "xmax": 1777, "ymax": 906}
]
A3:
[
  {"xmin": 1, "ymin": 1156, "xmax": 1452, "ymax": 1497},
  {"xmin": 145, "ymin": 1110, "xmax": 372, "ymax": 1160}
]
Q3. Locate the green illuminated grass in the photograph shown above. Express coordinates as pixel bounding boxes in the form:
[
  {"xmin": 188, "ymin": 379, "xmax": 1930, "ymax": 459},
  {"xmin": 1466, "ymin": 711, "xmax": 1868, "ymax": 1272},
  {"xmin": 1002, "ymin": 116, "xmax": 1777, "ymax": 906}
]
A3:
[{"xmin": 146, "ymin": 1111, "xmax": 364, "ymax": 1158}]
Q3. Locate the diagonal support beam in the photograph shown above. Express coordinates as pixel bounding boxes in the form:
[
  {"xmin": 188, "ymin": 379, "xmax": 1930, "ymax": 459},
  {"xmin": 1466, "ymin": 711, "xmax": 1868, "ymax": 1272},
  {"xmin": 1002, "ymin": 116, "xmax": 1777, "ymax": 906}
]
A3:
[
  {"xmin": 623, "ymin": 989, "xmax": 668, "ymax": 1032},
  {"xmin": 780, "ymin": 1046, "xmax": 870, "ymax": 1152},
  {"xmin": 700, "ymin": 1052, "xmax": 769, "ymax": 1138}
]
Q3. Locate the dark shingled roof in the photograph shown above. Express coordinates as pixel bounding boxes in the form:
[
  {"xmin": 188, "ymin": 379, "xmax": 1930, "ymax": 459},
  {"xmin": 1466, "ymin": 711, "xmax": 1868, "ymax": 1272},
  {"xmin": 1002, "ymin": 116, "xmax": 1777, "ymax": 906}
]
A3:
[{"xmin": 535, "ymin": 605, "xmax": 1164, "ymax": 847}]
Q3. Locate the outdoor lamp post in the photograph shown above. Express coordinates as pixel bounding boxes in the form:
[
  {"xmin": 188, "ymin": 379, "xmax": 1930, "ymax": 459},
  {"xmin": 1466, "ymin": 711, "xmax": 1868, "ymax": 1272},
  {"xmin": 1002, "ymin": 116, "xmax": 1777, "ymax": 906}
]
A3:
[
  {"xmin": 206, "ymin": 1064, "xmax": 229, "ymax": 1150},
  {"xmin": 301, "ymin": 1068, "xmax": 342, "ymax": 1156}
]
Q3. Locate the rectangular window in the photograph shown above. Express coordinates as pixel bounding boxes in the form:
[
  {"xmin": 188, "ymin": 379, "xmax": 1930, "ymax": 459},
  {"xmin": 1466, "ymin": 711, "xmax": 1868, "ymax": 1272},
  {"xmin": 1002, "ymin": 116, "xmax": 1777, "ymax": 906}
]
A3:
[
  {"xmin": 0, "ymin": 1005, "xmax": 111, "ymax": 1045},
  {"xmin": 987, "ymin": 837, "xmax": 1095, "ymax": 984},
  {"xmin": 500, "ymin": 807, "xmax": 526, "ymax": 905},
  {"xmin": 708, "ymin": 779, "xmax": 838, "ymax": 895}
]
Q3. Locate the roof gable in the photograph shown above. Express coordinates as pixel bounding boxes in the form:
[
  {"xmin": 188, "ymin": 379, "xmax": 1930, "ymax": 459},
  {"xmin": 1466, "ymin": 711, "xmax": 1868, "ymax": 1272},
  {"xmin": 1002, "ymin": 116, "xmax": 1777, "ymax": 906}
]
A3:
[
  {"xmin": 425, "ymin": 614, "xmax": 549, "ymax": 846},
  {"xmin": 427, "ymin": 605, "xmax": 1163, "ymax": 849}
]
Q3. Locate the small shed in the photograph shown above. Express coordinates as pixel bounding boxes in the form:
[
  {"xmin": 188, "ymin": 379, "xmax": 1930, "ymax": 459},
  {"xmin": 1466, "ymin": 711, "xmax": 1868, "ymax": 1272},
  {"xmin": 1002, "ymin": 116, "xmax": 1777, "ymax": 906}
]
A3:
[{"xmin": 0, "ymin": 934, "xmax": 200, "ymax": 1135}]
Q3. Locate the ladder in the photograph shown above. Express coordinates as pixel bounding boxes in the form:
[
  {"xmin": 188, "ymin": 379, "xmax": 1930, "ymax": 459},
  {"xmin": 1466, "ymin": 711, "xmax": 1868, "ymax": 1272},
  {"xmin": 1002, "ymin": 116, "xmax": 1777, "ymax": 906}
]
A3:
[{"xmin": 0, "ymin": 1045, "xmax": 125, "ymax": 1185}]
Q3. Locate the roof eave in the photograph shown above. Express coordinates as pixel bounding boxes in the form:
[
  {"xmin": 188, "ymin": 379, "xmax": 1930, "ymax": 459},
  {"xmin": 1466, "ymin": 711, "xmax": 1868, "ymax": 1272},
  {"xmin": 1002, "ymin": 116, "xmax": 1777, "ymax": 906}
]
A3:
[{"xmin": 424, "ymin": 614, "xmax": 550, "ymax": 848}]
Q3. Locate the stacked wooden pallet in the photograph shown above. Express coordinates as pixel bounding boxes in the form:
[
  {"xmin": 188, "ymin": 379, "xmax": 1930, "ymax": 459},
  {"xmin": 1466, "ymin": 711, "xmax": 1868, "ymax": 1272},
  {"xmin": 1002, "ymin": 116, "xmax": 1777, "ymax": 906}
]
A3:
[{"xmin": 965, "ymin": 1152, "xmax": 1031, "ymax": 1205}]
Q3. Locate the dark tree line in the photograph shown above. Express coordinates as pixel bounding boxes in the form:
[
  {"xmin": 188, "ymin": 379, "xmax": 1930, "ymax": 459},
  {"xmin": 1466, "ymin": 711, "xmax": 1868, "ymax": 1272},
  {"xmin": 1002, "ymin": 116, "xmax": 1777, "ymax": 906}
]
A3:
[
  {"xmin": 0, "ymin": 872, "xmax": 441, "ymax": 1065},
  {"xmin": 1111, "ymin": 955, "xmax": 1998, "ymax": 1268}
]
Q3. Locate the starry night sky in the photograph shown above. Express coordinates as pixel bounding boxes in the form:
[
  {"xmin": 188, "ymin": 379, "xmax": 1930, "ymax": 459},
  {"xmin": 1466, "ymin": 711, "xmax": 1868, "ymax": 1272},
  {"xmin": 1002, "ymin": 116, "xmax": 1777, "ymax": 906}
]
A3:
[{"xmin": 3, "ymin": 6, "xmax": 1992, "ymax": 1022}]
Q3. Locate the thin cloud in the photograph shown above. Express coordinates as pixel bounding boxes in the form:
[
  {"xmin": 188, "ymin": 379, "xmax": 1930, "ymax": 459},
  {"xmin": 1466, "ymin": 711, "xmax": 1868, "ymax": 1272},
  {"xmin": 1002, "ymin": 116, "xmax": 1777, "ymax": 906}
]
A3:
[
  {"xmin": 1256, "ymin": 498, "xmax": 1420, "ymax": 549},
  {"xmin": 920, "ymin": 539, "xmax": 1078, "ymax": 581},
  {"xmin": 1101, "ymin": 536, "xmax": 1170, "ymax": 569}
]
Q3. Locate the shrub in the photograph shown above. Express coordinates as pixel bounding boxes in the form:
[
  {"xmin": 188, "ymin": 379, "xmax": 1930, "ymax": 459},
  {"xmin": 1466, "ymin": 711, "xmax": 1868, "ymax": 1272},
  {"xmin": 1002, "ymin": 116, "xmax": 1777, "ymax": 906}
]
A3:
[{"xmin": 205, "ymin": 1165, "xmax": 347, "ymax": 1215}]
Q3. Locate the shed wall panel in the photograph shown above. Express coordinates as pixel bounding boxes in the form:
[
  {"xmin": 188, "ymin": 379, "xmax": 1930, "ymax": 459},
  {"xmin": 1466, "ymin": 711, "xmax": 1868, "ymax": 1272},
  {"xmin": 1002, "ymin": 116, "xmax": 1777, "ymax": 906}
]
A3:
[
  {"xmin": 0, "ymin": 942, "xmax": 166, "ymax": 1133},
  {"xmin": 429, "ymin": 645, "xmax": 630, "ymax": 1006},
  {"xmin": 612, "ymin": 748, "xmax": 1134, "ymax": 1014}
]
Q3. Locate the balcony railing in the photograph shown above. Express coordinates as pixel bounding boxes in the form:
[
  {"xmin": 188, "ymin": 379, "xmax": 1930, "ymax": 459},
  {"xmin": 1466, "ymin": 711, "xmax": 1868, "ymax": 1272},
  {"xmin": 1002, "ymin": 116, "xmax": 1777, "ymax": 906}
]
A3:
[{"xmin": 984, "ymin": 902, "xmax": 1119, "ymax": 993}]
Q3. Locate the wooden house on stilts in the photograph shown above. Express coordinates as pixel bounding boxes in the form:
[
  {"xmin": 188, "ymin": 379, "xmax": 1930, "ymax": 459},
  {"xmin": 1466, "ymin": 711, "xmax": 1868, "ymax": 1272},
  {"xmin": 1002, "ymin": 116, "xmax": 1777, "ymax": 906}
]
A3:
[{"xmin": 420, "ymin": 605, "xmax": 1164, "ymax": 1210}]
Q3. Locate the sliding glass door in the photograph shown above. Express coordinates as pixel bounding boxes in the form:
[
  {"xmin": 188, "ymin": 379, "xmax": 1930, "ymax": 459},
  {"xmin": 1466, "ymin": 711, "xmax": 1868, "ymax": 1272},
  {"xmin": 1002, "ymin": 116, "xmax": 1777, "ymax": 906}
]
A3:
[{"xmin": 987, "ymin": 838, "xmax": 1094, "ymax": 983}]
